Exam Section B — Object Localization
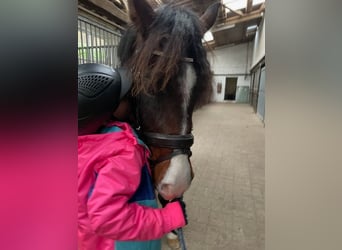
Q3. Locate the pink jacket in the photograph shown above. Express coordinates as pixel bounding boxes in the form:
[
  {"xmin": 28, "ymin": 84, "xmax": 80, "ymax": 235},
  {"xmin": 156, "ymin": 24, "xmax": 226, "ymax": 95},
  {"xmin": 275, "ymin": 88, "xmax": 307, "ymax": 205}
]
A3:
[{"xmin": 78, "ymin": 121, "xmax": 185, "ymax": 250}]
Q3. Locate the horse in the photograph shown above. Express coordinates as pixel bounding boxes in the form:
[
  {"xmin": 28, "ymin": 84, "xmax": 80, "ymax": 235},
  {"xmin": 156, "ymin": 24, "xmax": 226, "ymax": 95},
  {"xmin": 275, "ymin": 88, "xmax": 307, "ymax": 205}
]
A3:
[{"xmin": 118, "ymin": 0, "xmax": 220, "ymax": 201}]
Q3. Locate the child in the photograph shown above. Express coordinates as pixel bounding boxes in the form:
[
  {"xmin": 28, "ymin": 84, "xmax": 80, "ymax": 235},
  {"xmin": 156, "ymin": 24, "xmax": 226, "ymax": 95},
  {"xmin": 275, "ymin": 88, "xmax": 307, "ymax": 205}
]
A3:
[{"xmin": 77, "ymin": 63, "xmax": 187, "ymax": 250}]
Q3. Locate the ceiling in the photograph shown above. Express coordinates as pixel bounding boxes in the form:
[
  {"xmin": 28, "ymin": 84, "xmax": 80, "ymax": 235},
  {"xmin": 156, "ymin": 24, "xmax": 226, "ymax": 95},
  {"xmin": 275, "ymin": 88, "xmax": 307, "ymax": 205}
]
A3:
[
  {"xmin": 148, "ymin": 0, "xmax": 265, "ymax": 48},
  {"xmin": 78, "ymin": 0, "xmax": 265, "ymax": 47},
  {"xmin": 211, "ymin": 0, "xmax": 265, "ymax": 47}
]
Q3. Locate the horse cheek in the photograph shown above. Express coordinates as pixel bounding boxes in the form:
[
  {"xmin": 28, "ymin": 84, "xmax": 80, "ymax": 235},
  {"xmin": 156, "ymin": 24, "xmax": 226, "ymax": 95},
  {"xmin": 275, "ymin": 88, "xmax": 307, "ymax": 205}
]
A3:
[{"xmin": 152, "ymin": 161, "xmax": 170, "ymax": 188}]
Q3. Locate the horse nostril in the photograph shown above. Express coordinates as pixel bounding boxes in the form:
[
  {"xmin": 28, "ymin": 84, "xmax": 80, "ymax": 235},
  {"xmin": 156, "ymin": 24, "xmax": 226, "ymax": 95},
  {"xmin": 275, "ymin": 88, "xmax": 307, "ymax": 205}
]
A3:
[
  {"xmin": 161, "ymin": 184, "xmax": 171, "ymax": 191},
  {"xmin": 159, "ymin": 184, "xmax": 177, "ymax": 201}
]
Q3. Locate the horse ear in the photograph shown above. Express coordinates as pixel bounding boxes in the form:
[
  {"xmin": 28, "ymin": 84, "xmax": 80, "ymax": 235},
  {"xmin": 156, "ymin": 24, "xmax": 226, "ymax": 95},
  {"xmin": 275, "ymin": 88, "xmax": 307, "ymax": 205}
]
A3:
[
  {"xmin": 128, "ymin": 0, "xmax": 155, "ymax": 32},
  {"xmin": 200, "ymin": 2, "xmax": 221, "ymax": 34}
]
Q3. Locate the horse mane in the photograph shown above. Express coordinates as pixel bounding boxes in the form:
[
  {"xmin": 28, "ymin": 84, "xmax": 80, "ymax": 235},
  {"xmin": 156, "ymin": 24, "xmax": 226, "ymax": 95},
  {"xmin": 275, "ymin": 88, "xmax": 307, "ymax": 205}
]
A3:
[{"xmin": 118, "ymin": 4, "xmax": 213, "ymax": 109}]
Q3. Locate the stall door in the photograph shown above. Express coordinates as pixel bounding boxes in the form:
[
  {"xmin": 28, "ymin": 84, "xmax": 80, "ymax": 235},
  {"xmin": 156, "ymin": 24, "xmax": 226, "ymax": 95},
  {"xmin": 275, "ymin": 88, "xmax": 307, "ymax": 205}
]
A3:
[{"xmin": 257, "ymin": 67, "xmax": 265, "ymax": 121}]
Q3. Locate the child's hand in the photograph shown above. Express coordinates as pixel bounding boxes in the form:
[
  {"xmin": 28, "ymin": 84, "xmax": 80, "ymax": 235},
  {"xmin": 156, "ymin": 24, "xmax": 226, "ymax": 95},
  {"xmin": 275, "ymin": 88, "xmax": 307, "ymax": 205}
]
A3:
[
  {"xmin": 158, "ymin": 193, "xmax": 169, "ymax": 207},
  {"xmin": 174, "ymin": 198, "xmax": 188, "ymax": 225},
  {"xmin": 158, "ymin": 194, "xmax": 188, "ymax": 225}
]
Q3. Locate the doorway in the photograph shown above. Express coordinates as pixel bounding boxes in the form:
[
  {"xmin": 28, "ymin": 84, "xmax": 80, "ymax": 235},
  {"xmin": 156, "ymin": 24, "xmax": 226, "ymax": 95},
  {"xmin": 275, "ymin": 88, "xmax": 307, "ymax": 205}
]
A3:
[
  {"xmin": 224, "ymin": 77, "xmax": 238, "ymax": 101},
  {"xmin": 257, "ymin": 66, "xmax": 265, "ymax": 121}
]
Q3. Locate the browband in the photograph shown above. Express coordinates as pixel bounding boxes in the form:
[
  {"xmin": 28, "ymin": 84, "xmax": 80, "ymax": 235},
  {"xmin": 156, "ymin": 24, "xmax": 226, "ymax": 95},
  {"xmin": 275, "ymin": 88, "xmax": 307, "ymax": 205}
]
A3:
[{"xmin": 152, "ymin": 50, "xmax": 194, "ymax": 63}]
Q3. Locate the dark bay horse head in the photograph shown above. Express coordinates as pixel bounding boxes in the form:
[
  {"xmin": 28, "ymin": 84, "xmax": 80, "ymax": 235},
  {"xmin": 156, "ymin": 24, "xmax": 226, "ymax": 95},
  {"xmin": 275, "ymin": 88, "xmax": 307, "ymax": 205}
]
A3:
[{"xmin": 119, "ymin": 0, "xmax": 220, "ymax": 200}]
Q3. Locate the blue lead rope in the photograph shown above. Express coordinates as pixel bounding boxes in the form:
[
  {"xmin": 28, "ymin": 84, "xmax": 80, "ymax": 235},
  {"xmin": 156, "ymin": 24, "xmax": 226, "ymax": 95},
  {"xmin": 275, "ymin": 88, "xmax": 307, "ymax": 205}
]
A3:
[
  {"xmin": 176, "ymin": 195, "xmax": 187, "ymax": 250},
  {"xmin": 176, "ymin": 227, "xmax": 187, "ymax": 250}
]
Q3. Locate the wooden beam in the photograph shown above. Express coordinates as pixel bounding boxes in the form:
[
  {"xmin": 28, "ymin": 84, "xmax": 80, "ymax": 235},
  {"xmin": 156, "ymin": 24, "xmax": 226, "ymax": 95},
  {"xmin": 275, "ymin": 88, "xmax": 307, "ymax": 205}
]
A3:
[
  {"xmin": 246, "ymin": 0, "xmax": 253, "ymax": 13},
  {"xmin": 259, "ymin": 2, "xmax": 265, "ymax": 11},
  {"xmin": 78, "ymin": 5, "xmax": 125, "ymax": 30},
  {"xmin": 223, "ymin": 4, "xmax": 244, "ymax": 17},
  {"xmin": 215, "ymin": 8, "xmax": 264, "ymax": 27},
  {"xmin": 171, "ymin": 0, "xmax": 192, "ymax": 6},
  {"xmin": 87, "ymin": 0, "xmax": 129, "ymax": 23}
]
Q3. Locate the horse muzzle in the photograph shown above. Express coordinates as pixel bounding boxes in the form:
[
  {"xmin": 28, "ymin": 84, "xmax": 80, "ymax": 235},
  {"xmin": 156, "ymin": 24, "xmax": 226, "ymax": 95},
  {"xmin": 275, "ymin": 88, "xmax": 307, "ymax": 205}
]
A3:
[
  {"xmin": 141, "ymin": 132, "xmax": 194, "ymax": 200},
  {"xmin": 156, "ymin": 154, "xmax": 193, "ymax": 201}
]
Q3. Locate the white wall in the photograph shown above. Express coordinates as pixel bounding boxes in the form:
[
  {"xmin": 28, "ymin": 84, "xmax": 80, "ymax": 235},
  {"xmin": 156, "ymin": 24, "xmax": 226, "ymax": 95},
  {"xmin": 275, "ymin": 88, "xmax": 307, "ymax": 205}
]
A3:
[
  {"xmin": 251, "ymin": 17, "xmax": 265, "ymax": 68},
  {"xmin": 208, "ymin": 42, "xmax": 253, "ymax": 102}
]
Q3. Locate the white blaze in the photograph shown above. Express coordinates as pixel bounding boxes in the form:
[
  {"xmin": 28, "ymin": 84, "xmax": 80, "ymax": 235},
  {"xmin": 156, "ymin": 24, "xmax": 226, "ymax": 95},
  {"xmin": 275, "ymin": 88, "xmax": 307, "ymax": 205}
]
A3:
[
  {"xmin": 181, "ymin": 63, "xmax": 196, "ymax": 134},
  {"xmin": 158, "ymin": 63, "xmax": 196, "ymax": 200}
]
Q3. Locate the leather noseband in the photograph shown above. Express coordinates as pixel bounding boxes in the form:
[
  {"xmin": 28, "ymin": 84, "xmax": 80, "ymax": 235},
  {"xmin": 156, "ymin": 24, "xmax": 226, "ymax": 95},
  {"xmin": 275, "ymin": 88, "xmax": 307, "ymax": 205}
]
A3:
[
  {"xmin": 141, "ymin": 132, "xmax": 194, "ymax": 166},
  {"xmin": 142, "ymin": 132, "xmax": 194, "ymax": 149}
]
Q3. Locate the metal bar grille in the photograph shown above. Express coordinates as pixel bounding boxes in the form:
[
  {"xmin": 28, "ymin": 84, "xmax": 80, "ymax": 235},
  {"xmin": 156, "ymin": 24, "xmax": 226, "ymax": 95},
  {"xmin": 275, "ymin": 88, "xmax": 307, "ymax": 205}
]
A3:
[{"xmin": 78, "ymin": 16, "xmax": 122, "ymax": 68}]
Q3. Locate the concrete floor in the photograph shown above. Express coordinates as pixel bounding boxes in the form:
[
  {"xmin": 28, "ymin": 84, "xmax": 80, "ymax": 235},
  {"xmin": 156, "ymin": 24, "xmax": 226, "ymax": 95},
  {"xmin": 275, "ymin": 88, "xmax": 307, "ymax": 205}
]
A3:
[{"xmin": 161, "ymin": 102, "xmax": 265, "ymax": 250}]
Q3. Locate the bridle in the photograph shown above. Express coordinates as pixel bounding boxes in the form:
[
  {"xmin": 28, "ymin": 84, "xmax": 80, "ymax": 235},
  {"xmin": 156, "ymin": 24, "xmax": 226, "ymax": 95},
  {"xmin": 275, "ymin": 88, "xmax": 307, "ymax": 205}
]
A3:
[
  {"xmin": 134, "ymin": 101, "xmax": 194, "ymax": 167},
  {"xmin": 152, "ymin": 50, "xmax": 194, "ymax": 63},
  {"xmin": 132, "ymin": 50, "xmax": 195, "ymax": 167},
  {"xmin": 141, "ymin": 132, "xmax": 193, "ymax": 166}
]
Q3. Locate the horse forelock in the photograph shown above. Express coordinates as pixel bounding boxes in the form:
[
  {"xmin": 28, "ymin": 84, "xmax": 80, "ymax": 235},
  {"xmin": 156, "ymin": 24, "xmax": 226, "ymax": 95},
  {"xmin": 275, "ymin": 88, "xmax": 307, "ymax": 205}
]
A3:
[
  {"xmin": 118, "ymin": 4, "xmax": 213, "ymax": 125},
  {"xmin": 119, "ymin": 5, "xmax": 209, "ymax": 96}
]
